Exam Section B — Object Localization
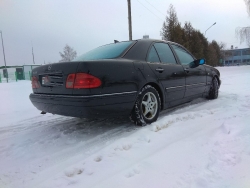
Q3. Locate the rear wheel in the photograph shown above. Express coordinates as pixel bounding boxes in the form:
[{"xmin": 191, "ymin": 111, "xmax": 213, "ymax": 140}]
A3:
[
  {"xmin": 207, "ymin": 78, "xmax": 219, "ymax": 99},
  {"xmin": 130, "ymin": 85, "xmax": 161, "ymax": 126}
]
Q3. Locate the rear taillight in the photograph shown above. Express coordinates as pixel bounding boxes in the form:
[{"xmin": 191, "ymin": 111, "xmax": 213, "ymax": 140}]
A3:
[
  {"xmin": 74, "ymin": 73, "xmax": 102, "ymax": 89},
  {"xmin": 31, "ymin": 76, "xmax": 40, "ymax": 89},
  {"xmin": 66, "ymin": 74, "xmax": 76, "ymax": 88},
  {"xmin": 66, "ymin": 73, "xmax": 102, "ymax": 89}
]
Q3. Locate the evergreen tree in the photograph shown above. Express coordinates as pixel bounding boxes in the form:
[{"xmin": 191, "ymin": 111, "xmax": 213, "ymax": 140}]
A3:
[
  {"xmin": 190, "ymin": 30, "xmax": 204, "ymax": 59},
  {"xmin": 160, "ymin": 4, "xmax": 224, "ymax": 67},
  {"xmin": 211, "ymin": 40, "xmax": 223, "ymax": 66},
  {"xmin": 207, "ymin": 43, "xmax": 218, "ymax": 67},
  {"xmin": 161, "ymin": 4, "xmax": 182, "ymax": 42},
  {"xmin": 174, "ymin": 23, "xmax": 184, "ymax": 44},
  {"xmin": 182, "ymin": 22, "xmax": 194, "ymax": 50}
]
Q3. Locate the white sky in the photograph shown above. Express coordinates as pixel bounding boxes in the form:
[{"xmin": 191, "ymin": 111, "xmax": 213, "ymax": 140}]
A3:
[{"xmin": 0, "ymin": 0, "xmax": 249, "ymax": 66}]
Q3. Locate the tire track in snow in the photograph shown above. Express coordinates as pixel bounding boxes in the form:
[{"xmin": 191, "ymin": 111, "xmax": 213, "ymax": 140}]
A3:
[{"xmin": 0, "ymin": 116, "xmax": 139, "ymax": 188}]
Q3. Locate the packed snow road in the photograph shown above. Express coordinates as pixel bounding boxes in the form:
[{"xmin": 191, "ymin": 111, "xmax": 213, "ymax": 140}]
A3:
[
  {"xmin": 0, "ymin": 106, "xmax": 138, "ymax": 187},
  {"xmin": 1, "ymin": 66, "xmax": 250, "ymax": 188}
]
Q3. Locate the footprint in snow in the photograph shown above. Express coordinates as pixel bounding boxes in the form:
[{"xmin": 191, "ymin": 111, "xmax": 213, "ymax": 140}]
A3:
[
  {"xmin": 122, "ymin": 144, "xmax": 132, "ymax": 150},
  {"xmin": 138, "ymin": 135, "xmax": 151, "ymax": 143},
  {"xmin": 94, "ymin": 156, "xmax": 102, "ymax": 162},
  {"xmin": 64, "ymin": 168, "xmax": 83, "ymax": 177},
  {"xmin": 114, "ymin": 144, "xmax": 132, "ymax": 151},
  {"xmin": 85, "ymin": 169, "xmax": 94, "ymax": 176},
  {"xmin": 125, "ymin": 168, "xmax": 140, "ymax": 178}
]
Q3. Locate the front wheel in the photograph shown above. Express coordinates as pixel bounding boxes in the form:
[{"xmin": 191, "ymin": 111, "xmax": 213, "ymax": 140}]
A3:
[
  {"xmin": 130, "ymin": 85, "xmax": 161, "ymax": 126},
  {"xmin": 207, "ymin": 78, "xmax": 219, "ymax": 99}
]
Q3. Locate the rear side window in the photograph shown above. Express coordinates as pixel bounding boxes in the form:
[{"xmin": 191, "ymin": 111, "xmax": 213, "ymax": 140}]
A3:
[
  {"xmin": 147, "ymin": 46, "xmax": 160, "ymax": 62},
  {"xmin": 153, "ymin": 43, "xmax": 177, "ymax": 64},
  {"xmin": 171, "ymin": 45, "xmax": 194, "ymax": 65},
  {"xmin": 74, "ymin": 41, "xmax": 135, "ymax": 61}
]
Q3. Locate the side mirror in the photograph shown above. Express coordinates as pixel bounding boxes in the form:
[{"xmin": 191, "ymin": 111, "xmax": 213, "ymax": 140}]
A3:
[
  {"xmin": 189, "ymin": 58, "xmax": 206, "ymax": 68},
  {"xmin": 199, "ymin": 59, "xmax": 206, "ymax": 65}
]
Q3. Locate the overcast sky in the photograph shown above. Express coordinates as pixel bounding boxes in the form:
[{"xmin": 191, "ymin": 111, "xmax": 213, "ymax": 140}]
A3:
[{"xmin": 0, "ymin": 0, "xmax": 249, "ymax": 66}]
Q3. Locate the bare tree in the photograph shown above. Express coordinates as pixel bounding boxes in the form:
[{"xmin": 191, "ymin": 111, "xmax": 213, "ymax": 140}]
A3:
[
  {"xmin": 245, "ymin": 0, "xmax": 250, "ymax": 14},
  {"xmin": 218, "ymin": 42, "xmax": 230, "ymax": 65},
  {"xmin": 59, "ymin": 44, "xmax": 77, "ymax": 62},
  {"xmin": 236, "ymin": 0, "xmax": 250, "ymax": 46},
  {"xmin": 219, "ymin": 42, "xmax": 227, "ymax": 50},
  {"xmin": 219, "ymin": 42, "xmax": 227, "ymax": 59}
]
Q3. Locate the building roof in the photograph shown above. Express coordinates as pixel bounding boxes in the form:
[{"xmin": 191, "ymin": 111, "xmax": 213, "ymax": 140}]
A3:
[
  {"xmin": 0, "ymin": 65, "xmax": 22, "ymax": 69},
  {"xmin": 223, "ymin": 47, "xmax": 250, "ymax": 52},
  {"xmin": 0, "ymin": 65, "xmax": 41, "ymax": 69}
]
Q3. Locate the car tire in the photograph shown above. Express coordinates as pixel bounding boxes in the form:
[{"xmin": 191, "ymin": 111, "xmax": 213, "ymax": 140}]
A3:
[
  {"xmin": 207, "ymin": 78, "xmax": 219, "ymax": 99},
  {"xmin": 130, "ymin": 85, "xmax": 161, "ymax": 126}
]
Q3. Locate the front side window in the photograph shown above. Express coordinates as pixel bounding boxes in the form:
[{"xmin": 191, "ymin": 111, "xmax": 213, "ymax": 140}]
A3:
[
  {"xmin": 153, "ymin": 43, "xmax": 177, "ymax": 64},
  {"xmin": 171, "ymin": 45, "xmax": 194, "ymax": 65},
  {"xmin": 74, "ymin": 41, "xmax": 135, "ymax": 61}
]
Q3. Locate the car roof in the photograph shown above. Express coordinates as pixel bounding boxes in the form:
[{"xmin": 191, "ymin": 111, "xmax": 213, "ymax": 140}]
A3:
[
  {"xmin": 136, "ymin": 39, "xmax": 194, "ymax": 58},
  {"xmin": 122, "ymin": 39, "xmax": 188, "ymax": 61},
  {"xmin": 129, "ymin": 39, "xmax": 186, "ymax": 50},
  {"xmin": 133, "ymin": 39, "xmax": 182, "ymax": 46}
]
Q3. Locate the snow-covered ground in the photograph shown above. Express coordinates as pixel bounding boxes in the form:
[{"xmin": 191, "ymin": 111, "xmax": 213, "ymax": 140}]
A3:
[{"xmin": 0, "ymin": 66, "xmax": 250, "ymax": 188}]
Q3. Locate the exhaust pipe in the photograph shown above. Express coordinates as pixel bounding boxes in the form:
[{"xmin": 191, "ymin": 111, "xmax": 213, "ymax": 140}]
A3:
[{"xmin": 41, "ymin": 111, "xmax": 47, "ymax": 114}]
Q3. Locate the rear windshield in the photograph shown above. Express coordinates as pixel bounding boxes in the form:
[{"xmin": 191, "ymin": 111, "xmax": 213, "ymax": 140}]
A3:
[{"xmin": 74, "ymin": 41, "xmax": 135, "ymax": 61}]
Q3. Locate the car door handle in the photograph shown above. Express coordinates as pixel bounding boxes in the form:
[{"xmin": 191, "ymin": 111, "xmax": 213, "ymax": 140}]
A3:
[
  {"xmin": 184, "ymin": 68, "xmax": 189, "ymax": 73},
  {"xmin": 155, "ymin": 68, "xmax": 164, "ymax": 72}
]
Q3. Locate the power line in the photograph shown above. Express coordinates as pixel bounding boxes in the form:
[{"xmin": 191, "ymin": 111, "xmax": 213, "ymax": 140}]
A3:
[
  {"xmin": 136, "ymin": 0, "xmax": 164, "ymax": 22},
  {"xmin": 144, "ymin": 0, "xmax": 165, "ymax": 16}
]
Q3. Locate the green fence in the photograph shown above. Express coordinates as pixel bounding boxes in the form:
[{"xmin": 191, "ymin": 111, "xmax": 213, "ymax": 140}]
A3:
[{"xmin": 0, "ymin": 71, "xmax": 31, "ymax": 83}]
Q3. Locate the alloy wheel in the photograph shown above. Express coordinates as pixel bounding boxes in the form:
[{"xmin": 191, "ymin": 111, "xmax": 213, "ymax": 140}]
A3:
[{"xmin": 141, "ymin": 92, "xmax": 158, "ymax": 120}]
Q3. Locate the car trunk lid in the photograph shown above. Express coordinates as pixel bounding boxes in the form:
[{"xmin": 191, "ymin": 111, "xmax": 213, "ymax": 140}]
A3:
[{"xmin": 32, "ymin": 62, "xmax": 80, "ymax": 95}]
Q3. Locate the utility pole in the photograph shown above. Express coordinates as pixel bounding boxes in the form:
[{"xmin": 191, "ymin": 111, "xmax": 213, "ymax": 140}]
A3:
[
  {"xmin": 0, "ymin": 30, "xmax": 8, "ymax": 83},
  {"xmin": 32, "ymin": 44, "xmax": 35, "ymax": 64},
  {"xmin": 127, "ymin": 0, "xmax": 132, "ymax": 41}
]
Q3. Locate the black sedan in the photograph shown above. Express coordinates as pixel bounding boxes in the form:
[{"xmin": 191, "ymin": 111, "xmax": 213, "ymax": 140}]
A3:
[{"xmin": 30, "ymin": 39, "xmax": 221, "ymax": 126}]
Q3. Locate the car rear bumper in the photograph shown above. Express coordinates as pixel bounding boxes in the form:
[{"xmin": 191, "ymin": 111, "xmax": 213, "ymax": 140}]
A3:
[{"xmin": 29, "ymin": 92, "xmax": 137, "ymax": 118}]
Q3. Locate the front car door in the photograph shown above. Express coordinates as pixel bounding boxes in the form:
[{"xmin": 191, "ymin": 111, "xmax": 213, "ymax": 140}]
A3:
[
  {"xmin": 146, "ymin": 42, "xmax": 186, "ymax": 108},
  {"xmin": 170, "ymin": 44, "xmax": 207, "ymax": 98}
]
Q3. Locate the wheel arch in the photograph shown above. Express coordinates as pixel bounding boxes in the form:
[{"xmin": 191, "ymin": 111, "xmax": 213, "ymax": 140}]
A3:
[{"xmin": 213, "ymin": 75, "xmax": 220, "ymax": 88}]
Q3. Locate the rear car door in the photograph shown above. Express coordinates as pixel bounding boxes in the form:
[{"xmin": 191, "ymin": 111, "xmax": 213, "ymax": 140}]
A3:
[
  {"xmin": 147, "ymin": 42, "xmax": 186, "ymax": 107},
  {"xmin": 170, "ymin": 44, "xmax": 207, "ymax": 98}
]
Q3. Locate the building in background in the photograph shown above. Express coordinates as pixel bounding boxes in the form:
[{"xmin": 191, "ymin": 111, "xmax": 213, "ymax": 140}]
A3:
[{"xmin": 222, "ymin": 46, "xmax": 250, "ymax": 66}]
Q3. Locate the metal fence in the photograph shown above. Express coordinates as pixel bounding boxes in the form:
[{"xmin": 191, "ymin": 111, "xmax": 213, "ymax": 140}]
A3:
[{"xmin": 0, "ymin": 71, "xmax": 31, "ymax": 83}]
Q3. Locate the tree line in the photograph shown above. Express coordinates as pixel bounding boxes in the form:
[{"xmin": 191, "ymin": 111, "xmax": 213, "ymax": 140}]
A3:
[
  {"xmin": 161, "ymin": 4, "xmax": 224, "ymax": 67},
  {"xmin": 57, "ymin": 4, "xmax": 232, "ymax": 66}
]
